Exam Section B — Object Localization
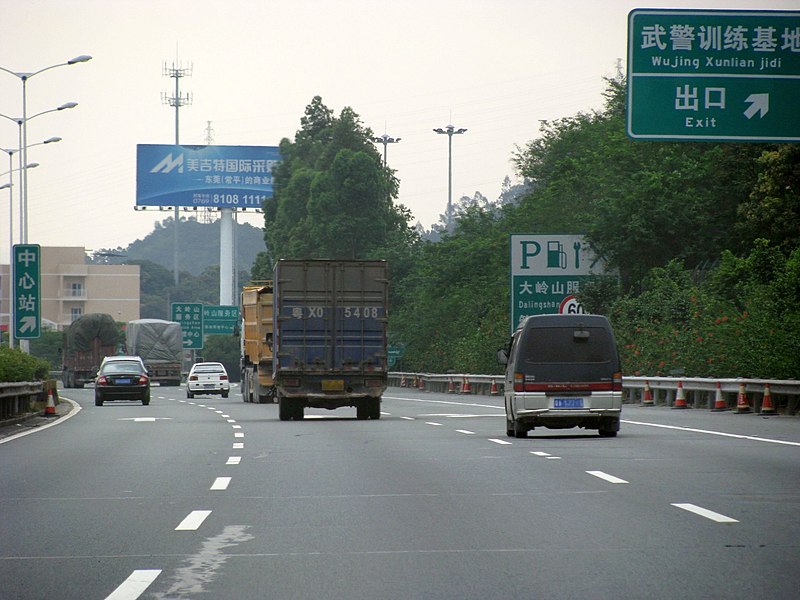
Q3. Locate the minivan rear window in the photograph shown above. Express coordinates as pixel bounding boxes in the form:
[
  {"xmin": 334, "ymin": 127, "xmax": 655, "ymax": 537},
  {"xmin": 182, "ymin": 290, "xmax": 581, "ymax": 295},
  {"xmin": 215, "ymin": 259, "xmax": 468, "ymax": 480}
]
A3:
[{"xmin": 521, "ymin": 327, "xmax": 612, "ymax": 364}]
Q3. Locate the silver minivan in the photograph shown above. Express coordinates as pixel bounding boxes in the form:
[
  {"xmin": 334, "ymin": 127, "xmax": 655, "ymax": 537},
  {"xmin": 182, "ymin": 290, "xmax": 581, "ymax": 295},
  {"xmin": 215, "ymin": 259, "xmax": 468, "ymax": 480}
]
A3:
[{"xmin": 497, "ymin": 314, "xmax": 622, "ymax": 438}]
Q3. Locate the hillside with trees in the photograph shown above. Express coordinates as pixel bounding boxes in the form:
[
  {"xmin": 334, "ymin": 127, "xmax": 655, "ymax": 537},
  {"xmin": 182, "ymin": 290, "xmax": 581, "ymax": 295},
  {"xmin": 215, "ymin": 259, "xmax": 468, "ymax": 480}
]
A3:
[{"xmin": 256, "ymin": 84, "xmax": 799, "ymax": 380}]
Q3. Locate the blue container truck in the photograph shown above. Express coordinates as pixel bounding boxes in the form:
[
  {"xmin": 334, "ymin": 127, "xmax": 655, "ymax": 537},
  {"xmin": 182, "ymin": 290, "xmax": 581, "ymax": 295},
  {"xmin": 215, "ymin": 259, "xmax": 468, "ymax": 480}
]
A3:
[{"xmin": 273, "ymin": 259, "xmax": 389, "ymax": 421}]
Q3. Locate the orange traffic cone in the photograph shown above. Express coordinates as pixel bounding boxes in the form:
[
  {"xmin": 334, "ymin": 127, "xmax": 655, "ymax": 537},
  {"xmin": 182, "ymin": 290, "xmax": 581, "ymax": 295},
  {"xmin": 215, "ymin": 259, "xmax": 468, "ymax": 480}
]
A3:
[
  {"xmin": 400, "ymin": 375, "xmax": 407, "ymax": 388},
  {"xmin": 44, "ymin": 388, "xmax": 57, "ymax": 417},
  {"xmin": 759, "ymin": 383, "xmax": 777, "ymax": 416},
  {"xmin": 711, "ymin": 381, "xmax": 728, "ymax": 412},
  {"xmin": 642, "ymin": 381, "xmax": 654, "ymax": 407},
  {"xmin": 489, "ymin": 378, "xmax": 499, "ymax": 395},
  {"xmin": 672, "ymin": 381, "xmax": 688, "ymax": 409},
  {"xmin": 447, "ymin": 378, "xmax": 456, "ymax": 394},
  {"xmin": 734, "ymin": 383, "xmax": 751, "ymax": 414},
  {"xmin": 461, "ymin": 377, "xmax": 472, "ymax": 394}
]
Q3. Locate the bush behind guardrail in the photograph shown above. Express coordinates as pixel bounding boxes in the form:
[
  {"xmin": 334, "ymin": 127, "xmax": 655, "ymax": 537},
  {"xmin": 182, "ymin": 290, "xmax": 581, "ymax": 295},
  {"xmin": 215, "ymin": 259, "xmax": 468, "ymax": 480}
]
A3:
[{"xmin": 0, "ymin": 347, "xmax": 52, "ymax": 383}]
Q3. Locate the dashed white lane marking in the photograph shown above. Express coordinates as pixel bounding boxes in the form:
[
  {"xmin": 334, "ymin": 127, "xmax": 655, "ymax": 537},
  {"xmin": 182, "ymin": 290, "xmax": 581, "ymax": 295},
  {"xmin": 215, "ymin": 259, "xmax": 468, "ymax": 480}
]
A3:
[
  {"xmin": 400, "ymin": 416, "xmax": 415, "ymax": 421},
  {"xmin": 233, "ymin": 443, "xmax": 244, "ymax": 449},
  {"xmin": 234, "ymin": 432, "xmax": 244, "ymax": 438},
  {"xmin": 210, "ymin": 477, "xmax": 232, "ymax": 491},
  {"xmin": 531, "ymin": 451, "xmax": 551, "ymax": 457},
  {"xmin": 425, "ymin": 422, "xmax": 443, "ymax": 426},
  {"xmin": 175, "ymin": 510, "xmax": 212, "ymax": 531},
  {"xmin": 227, "ymin": 419, "xmax": 237, "ymax": 423},
  {"xmin": 587, "ymin": 470, "xmax": 629, "ymax": 484},
  {"xmin": 671, "ymin": 503, "xmax": 739, "ymax": 523},
  {"xmin": 105, "ymin": 569, "xmax": 161, "ymax": 600},
  {"xmin": 232, "ymin": 425, "xmax": 242, "ymax": 429},
  {"xmin": 456, "ymin": 430, "xmax": 476, "ymax": 435},
  {"xmin": 221, "ymin": 414, "xmax": 230, "ymax": 418},
  {"xmin": 489, "ymin": 438, "xmax": 513, "ymax": 445},
  {"xmin": 226, "ymin": 456, "xmax": 242, "ymax": 465}
]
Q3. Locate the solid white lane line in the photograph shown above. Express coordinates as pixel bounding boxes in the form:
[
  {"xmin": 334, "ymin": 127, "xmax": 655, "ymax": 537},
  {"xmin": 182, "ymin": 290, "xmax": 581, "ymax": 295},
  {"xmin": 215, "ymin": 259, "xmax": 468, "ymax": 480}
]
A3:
[
  {"xmin": 623, "ymin": 420, "xmax": 800, "ymax": 447},
  {"xmin": 489, "ymin": 438, "xmax": 512, "ymax": 445},
  {"xmin": 226, "ymin": 456, "xmax": 242, "ymax": 465},
  {"xmin": 587, "ymin": 470, "xmax": 629, "ymax": 484},
  {"xmin": 456, "ymin": 430, "xmax": 476, "ymax": 435},
  {"xmin": 175, "ymin": 510, "xmax": 212, "ymax": 531},
  {"xmin": 105, "ymin": 569, "xmax": 162, "ymax": 600},
  {"xmin": 233, "ymin": 443, "xmax": 244, "ymax": 449},
  {"xmin": 672, "ymin": 503, "xmax": 739, "ymax": 523},
  {"xmin": 210, "ymin": 477, "xmax": 231, "ymax": 491}
]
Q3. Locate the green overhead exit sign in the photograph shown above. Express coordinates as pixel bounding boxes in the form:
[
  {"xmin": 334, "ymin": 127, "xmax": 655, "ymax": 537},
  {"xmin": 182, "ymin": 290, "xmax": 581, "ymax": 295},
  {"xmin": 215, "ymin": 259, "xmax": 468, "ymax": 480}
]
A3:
[{"xmin": 627, "ymin": 9, "xmax": 800, "ymax": 142}]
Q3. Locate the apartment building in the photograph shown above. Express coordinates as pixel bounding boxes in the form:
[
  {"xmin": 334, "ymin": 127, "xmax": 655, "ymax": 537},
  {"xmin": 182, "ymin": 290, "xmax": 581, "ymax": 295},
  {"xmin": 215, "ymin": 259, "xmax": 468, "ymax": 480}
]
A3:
[{"xmin": 1, "ymin": 246, "xmax": 139, "ymax": 334}]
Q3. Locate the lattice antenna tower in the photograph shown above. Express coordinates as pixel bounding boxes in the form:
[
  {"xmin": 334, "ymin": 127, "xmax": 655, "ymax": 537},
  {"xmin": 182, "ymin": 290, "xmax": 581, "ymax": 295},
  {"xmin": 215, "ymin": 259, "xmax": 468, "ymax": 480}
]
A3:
[
  {"xmin": 161, "ymin": 55, "xmax": 193, "ymax": 285},
  {"xmin": 199, "ymin": 120, "xmax": 217, "ymax": 224}
]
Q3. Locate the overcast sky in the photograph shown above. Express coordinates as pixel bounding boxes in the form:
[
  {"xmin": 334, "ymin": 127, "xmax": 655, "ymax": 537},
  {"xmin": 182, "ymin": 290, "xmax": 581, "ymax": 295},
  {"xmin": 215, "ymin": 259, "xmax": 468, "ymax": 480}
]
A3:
[{"xmin": 1, "ymin": 0, "xmax": 794, "ymax": 263}]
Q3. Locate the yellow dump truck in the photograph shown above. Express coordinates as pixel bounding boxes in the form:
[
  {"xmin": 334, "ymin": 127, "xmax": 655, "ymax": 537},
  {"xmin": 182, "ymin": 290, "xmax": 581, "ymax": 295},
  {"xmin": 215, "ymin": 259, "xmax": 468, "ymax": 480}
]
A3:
[{"xmin": 240, "ymin": 282, "xmax": 275, "ymax": 403}]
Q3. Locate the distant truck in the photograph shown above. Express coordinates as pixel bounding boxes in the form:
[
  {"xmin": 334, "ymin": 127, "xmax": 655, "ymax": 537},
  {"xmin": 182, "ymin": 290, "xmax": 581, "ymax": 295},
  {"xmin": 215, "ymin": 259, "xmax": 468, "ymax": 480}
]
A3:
[
  {"xmin": 126, "ymin": 319, "xmax": 183, "ymax": 386},
  {"xmin": 273, "ymin": 259, "xmax": 389, "ymax": 420},
  {"xmin": 240, "ymin": 282, "xmax": 276, "ymax": 404},
  {"xmin": 61, "ymin": 313, "xmax": 120, "ymax": 388}
]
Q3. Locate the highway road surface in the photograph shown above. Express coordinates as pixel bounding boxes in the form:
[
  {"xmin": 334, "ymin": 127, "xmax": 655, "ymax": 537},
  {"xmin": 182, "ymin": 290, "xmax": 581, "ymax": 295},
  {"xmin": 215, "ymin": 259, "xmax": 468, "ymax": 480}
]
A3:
[{"xmin": 1, "ymin": 385, "xmax": 799, "ymax": 599}]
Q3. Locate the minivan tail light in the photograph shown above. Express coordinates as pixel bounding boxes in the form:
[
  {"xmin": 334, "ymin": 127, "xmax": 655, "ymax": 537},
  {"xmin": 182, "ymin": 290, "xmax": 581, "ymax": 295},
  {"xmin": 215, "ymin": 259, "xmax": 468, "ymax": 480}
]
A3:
[
  {"xmin": 613, "ymin": 372, "xmax": 623, "ymax": 392},
  {"xmin": 513, "ymin": 373, "xmax": 524, "ymax": 392}
]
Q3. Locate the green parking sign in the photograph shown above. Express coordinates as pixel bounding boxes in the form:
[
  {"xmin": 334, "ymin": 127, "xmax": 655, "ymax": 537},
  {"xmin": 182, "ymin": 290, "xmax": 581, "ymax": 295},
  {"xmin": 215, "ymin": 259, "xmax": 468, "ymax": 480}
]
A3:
[
  {"xmin": 13, "ymin": 244, "xmax": 41, "ymax": 339},
  {"xmin": 171, "ymin": 302, "xmax": 204, "ymax": 349}
]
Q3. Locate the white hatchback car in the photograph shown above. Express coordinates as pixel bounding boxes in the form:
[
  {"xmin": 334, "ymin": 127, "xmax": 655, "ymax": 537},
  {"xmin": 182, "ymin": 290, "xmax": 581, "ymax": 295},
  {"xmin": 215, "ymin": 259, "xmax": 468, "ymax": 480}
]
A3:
[{"xmin": 187, "ymin": 362, "xmax": 230, "ymax": 398}]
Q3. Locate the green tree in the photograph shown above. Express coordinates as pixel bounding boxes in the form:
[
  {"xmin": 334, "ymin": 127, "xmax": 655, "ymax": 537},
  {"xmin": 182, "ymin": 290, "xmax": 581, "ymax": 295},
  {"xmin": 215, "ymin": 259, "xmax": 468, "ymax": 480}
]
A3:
[{"xmin": 263, "ymin": 96, "xmax": 411, "ymax": 264}]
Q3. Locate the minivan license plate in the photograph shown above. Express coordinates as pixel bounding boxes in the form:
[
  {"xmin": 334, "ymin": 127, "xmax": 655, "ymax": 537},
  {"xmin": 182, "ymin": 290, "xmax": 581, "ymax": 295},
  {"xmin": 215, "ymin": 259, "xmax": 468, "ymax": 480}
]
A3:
[{"xmin": 554, "ymin": 398, "xmax": 584, "ymax": 409}]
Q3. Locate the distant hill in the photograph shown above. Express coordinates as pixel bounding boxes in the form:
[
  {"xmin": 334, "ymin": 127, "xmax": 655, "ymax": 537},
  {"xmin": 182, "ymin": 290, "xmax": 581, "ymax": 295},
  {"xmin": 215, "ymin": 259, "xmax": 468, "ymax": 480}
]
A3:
[{"xmin": 124, "ymin": 217, "xmax": 266, "ymax": 276}]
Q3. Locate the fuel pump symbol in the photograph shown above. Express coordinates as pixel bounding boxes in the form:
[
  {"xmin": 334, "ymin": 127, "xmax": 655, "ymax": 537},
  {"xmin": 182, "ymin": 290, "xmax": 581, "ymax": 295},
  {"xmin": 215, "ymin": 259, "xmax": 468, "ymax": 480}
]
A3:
[{"xmin": 547, "ymin": 241, "xmax": 567, "ymax": 269}]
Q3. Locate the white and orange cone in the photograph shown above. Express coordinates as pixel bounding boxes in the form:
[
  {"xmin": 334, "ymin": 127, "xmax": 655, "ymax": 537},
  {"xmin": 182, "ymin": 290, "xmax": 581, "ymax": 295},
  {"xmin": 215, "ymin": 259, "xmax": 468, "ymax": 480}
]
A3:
[
  {"xmin": 672, "ymin": 381, "xmax": 688, "ymax": 409},
  {"xmin": 711, "ymin": 381, "xmax": 728, "ymax": 412},
  {"xmin": 759, "ymin": 383, "xmax": 777, "ymax": 416},
  {"xmin": 734, "ymin": 382, "xmax": 751, "ymax": 414}
]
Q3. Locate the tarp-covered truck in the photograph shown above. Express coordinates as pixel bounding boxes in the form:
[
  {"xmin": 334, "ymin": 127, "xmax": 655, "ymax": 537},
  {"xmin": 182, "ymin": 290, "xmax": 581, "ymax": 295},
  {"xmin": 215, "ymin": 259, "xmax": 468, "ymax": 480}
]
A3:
[
  {"xmin": 61, "ymin": 313, "xmax": 120, "ymax": 388},
  {"xmin": 126, "ymin": 319, "xmax": 183, "ymax": 386},
  {"xmin": 273, "ymin": 259, "xmax": 389, "ymax": 421},
  {"xmin": 240, "ymin": 282, "xmax": 275, "ymax": 404}
]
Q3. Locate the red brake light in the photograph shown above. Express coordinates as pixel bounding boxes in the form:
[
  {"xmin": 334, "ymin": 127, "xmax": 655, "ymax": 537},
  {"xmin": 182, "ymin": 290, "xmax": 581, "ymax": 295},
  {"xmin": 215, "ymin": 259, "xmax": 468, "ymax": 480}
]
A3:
[
  {"xmin": 613, "ymin": 372, "xmax": 622, "ymax": 392},
  {"xmin": 96, "ymin": 375, "xmax": 108, "ymax": 386},
  {"xmin": 189, "ymin": 375, "xmax": 198, "ymax": 381},
  {"xmin": 138, "ymin": 375, "xmax": 149, "ymax": 385},
  {"xmin": 220, "ymin": 374, "xmax": 228, "ymax": 381}
]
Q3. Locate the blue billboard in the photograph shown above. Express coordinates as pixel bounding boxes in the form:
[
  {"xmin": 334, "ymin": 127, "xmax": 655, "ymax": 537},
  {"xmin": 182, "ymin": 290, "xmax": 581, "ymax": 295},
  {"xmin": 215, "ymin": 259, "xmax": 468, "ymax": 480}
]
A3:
[{"xmin": 136, "ymin": 144, "xmax": 281, "ymax": 209}]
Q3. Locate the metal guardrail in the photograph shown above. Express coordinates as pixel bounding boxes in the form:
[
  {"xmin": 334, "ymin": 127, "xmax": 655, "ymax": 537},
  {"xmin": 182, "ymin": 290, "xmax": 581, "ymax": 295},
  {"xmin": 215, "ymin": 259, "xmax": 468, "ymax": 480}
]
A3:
[
  {"xmin": 0, "ymin": 381, "xmax": 44, "ymax": 422},
  {"xmin": 388, "ymin": 372, "xmax": 800, "ymax": 414}
]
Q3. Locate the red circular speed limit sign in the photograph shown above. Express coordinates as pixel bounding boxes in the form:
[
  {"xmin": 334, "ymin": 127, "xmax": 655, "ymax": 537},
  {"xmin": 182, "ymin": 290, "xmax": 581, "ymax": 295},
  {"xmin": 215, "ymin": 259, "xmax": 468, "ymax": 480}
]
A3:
[{"xmin": 559, "ymin": 295, "xmax": 584, "ymax": 315}]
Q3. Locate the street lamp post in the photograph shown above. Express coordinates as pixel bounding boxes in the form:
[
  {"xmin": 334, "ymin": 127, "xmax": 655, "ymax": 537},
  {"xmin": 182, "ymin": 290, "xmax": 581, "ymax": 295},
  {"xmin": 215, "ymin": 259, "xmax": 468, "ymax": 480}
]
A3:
[
  {"xmin": 1, "ymin": 105, "xmax": 75, "ymax": 241},
  {"xmin": 372, "ymin": 133, "xmax": 401, "ymax": 165},
  {"xmin": 0, "ymin": 55, "xmax": 90, "ymax": 243},
  {"xmin": 433, "ymin": 124, "xmax": 467, "ymax": 229},
  {"xmin": 0, "ymin": 162, "xmax": 38, "ymax": 349}
]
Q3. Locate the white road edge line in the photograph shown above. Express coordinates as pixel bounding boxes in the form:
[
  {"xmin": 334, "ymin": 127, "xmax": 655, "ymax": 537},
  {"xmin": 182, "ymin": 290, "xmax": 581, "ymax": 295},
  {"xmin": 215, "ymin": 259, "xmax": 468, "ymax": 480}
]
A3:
[
  {"xmin": 623, "ymin": 419, "xmax": 800, "ymax": 447},
  {"xmin": 672, "ymin": 503, "xmax": 739, "ymax": 523},
  {"xmin": 175, "ymin": 510, "xmax": 212, "ymax": 531},
  {"xmin": 105, "ymin": 569, "xmax": 162, "ymax": 600},
  {"xmin": 0, "ymin": 397, "xmax": 82, "ymax": 445},
  {"xmin": 210, "ymin": 477, "xmax": 232, "ymax": 491},
  {"xmin": 587, "ymin": 470, "xmax": 629, "ymax": 484}
]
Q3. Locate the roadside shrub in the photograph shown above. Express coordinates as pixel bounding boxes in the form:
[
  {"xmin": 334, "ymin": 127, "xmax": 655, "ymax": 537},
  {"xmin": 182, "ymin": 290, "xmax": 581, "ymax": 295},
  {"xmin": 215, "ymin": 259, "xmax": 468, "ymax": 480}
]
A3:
[{"xmin": 0, "ymin": 347, "xmax": 52, "ymax": 382}]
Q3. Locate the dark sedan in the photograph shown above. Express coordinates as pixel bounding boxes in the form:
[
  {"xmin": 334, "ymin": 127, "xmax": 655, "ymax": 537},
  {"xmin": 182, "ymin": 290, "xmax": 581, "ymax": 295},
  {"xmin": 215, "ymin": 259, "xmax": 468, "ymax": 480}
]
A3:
[{"xmin": 94, "ymin": 359, "xmax": 151, "ymax": 406}]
